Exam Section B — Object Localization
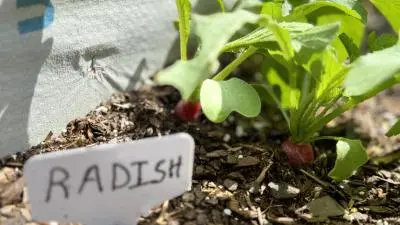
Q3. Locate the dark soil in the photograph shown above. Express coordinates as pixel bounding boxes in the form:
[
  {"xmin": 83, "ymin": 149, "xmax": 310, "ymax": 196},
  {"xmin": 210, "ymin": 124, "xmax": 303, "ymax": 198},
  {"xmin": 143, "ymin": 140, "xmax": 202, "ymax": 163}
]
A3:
[{"xmin": 0, "ymin": 83, "xmax": 399, "ymax": 225}]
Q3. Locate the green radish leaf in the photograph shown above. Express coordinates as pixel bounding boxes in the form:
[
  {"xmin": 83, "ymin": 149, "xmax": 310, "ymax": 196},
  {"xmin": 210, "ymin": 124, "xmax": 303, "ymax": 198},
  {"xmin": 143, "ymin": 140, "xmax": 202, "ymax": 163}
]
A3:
[
  {"xmin": 216, "ymin": 0, "xmax": 226, "ymax": 12},
  {"xmin": 339, "ymin": 33, "xmax": 361, "ymax": 62},
  {"xmin": 233, "ymin": 0, "xmax": 264, "ymax": 11},
  {"xmin": 222, "ymin": 21, "xmax": 339, "ymax": 53},
  {"xmin": 200, "ymin": 78, "xmax": 261, "ymax": 123},
  {"xmin": 285, "ymin": 1, "xmax": 362, "ymax": 22},
  {"xmin": 268, "ymin": 21, "xmax": 295, "ymax": 60},
  {"xmin": 387, "ymin": 119, "xmax": 400, "ymax": 136},
  {"xmin": 265, "ymin": 66, "xmax": 300, "ymax": 109},
  {"xmin": 293, "ymin": 22, "xmax": 340, "ymax": 50},
  {"xmin": 222, "ymin": 22, "xmax": 311, "ymax": 52},
  {"xmin": 261, "ymin": 1, "xmax": 283, "ymax": 20},
  {"xmin": 328, "ymin": 138, "xmax": 369, "ymax": 181},
  {"xmin": 155, "ymin": 10, "xmax": 260, "ymax": 100},
  {"xmin": 369, "ymin": 0, "xmax": 400, "ymax": 32},
  {"xmin": 285, "ymin": 1, "xmax": 365, "ymax": 61},
  {"xmin": 315, "ymin": 47, "xmax": 348, "ymax": 103},
  {"xmin": 344, "ymin": 40, "xmax": 400, "ymax": 96},
  {"xmin": 367, "ymin": 32, "xmax": 398, "ymax": 52},
  {"xmin": 327, "ymin": 0, "xmax": 367, "ymax": 23},
  {"xmin": 352, "ymin": 0, "xmax": 368, "ymax": 23},
  {"xmin": 176, "ymin": 0, "xmax": 192, "ymax": 60}
]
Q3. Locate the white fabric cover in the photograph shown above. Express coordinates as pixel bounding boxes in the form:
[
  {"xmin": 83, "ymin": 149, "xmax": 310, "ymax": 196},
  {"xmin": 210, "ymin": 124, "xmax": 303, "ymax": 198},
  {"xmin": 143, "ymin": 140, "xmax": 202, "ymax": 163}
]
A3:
[{"xmin": 0, "ymin": 0, "xmax": 229, "ymax": 157}]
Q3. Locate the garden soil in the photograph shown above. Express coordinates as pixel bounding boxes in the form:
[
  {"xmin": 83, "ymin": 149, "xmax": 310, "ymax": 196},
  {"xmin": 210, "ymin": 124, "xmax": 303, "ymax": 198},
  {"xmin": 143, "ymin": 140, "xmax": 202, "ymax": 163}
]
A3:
[{"xmin": 0, "ymin": 83, "xmax": 399, "ymax": 225}]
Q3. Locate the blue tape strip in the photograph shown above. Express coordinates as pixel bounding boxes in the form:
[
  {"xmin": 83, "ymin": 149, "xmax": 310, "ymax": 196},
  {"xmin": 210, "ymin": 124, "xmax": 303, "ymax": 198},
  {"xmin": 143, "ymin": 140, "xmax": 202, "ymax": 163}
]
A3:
[
  {"xmin": 17, "ymin": 0, "xmax": 54, "ymax": 34},
  {"xmin": 17, "ymin": 0, "xmax": 50, "ymax": 8}
]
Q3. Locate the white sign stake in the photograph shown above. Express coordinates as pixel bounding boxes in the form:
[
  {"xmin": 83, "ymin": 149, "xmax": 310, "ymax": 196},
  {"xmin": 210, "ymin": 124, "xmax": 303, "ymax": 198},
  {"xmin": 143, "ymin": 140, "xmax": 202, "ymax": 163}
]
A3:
[{"xmin": 24, "ymin": 133, "xmax": 195, "ymax": 225}]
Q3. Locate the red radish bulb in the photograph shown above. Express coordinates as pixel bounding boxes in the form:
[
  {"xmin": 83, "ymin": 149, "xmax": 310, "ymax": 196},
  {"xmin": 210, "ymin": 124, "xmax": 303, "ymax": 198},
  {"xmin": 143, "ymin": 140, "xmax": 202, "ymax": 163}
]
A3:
[
  {"xmin": 174, "ymin": 100, "xmax": 202, "ymax": 121},
  {"xmin": 282, "ymin": 138, "xmax": 314, "ymax": 166}
]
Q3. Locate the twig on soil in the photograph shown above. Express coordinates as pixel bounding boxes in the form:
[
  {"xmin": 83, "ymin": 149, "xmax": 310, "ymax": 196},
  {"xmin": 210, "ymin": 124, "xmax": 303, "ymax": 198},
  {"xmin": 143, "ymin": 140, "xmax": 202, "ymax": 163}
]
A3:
[
  {"xmin": 238, "ymin": 144, "xmax": 265, "ymax": 153},
  {"xmin": 155, "ymin": 200, "xmax": 169, "ymax": 224},
  {"xmin": 251, "ymin": 157, "xmax": 274, "ymax": 194},
  {"xmin": 245, "ymin": 193, "xmax": 256, "ymax": 210},
  {"xmin": 299, "ymin": 169, "xmax": 329, "ymax": 188},
  {"xmin": 300, "ymin": 169, "xmax": 347, "ymax": 199},
  {"xmin": 257, "ymin": 207, "xmax": 263, "ymax": 225}
]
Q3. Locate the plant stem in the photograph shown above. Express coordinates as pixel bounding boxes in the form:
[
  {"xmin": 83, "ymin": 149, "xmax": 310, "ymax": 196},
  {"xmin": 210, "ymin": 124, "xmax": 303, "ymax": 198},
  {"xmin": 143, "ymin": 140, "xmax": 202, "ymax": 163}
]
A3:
[
  {"xmin": 308, "ymin": 136, "xmax": 340, "ymax": 142},
  {"xmin": 217, "ymin": 0, "xmax": 226, "ymax": 12},
  {"xmin": 305, "ymin": 100, "xmax": 356, "ymax": 139},
  {"xmin": 305, "ymin": 79, "xmax": 399, "ymax": 139},
  {"xmin": 288, "ymin": 65, "xmax": 298, "ymax": 138},
  {"xmin": 179, "ymin": 29, "xmax": 187, "ymax": 61},
  {"xmin": 264, "ymin": 85, "xmax": 290, "ymax": 125},
  {"xmin": 213, "ymin": 46, "xmax": 257, "ymax": 81}
]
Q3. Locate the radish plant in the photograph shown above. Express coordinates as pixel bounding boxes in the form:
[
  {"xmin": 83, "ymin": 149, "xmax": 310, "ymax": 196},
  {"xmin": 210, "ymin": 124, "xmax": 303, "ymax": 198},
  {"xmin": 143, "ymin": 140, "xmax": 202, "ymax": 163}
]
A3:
[{"xmin": 155, "ymin": 0, "xmax": 400, "ymax": 181}]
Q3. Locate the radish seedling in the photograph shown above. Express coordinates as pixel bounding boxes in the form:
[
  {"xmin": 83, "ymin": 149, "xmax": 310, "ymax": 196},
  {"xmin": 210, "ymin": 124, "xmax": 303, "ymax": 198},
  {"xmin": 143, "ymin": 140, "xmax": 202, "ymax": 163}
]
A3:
[{"xmin": 156, "ymin": 0, "xmax": 400, "ymax": 181}]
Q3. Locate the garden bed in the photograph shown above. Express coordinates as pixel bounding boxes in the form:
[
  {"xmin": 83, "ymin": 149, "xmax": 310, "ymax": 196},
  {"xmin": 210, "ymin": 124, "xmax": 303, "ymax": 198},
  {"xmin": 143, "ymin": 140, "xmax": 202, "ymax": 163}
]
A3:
[{"xmin": 0, "ymin": 83, "xmax": 399, "ymax": 225}]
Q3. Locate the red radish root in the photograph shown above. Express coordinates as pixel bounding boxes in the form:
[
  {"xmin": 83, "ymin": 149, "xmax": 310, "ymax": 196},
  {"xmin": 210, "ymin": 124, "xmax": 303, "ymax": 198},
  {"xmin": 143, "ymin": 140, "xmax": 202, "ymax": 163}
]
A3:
[
  {"xmin": 175, "ymin": 100, "xmax": 202, "ymax": 121},
  {"xmin": 282, "ymin": 138, "xmax": 314, "ymax": 166}
]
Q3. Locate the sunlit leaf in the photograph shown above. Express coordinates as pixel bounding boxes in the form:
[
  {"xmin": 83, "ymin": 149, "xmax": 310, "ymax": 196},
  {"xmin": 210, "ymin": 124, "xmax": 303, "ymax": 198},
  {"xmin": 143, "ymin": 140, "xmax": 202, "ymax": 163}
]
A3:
[
  {"xmin": 222, "ymin": 21, "xmax": 311, "ymax": 52},
  {"xmin": 315, "ymin": 47, "xmax": 348, "ymax": 104},
  {"xmin": 224, "ymin": 21, "xmax": 340, "ymax": 53},
  {"xmin": 293, "ymin": 22, "xmax": 340, "ymax": 50},
  {"xmin": 265, "ymin": 66, "xmax": 300, "ymax": 109},
  {"xmin": 233, "ymin": 0, "xmax": 264, "ymax": 11},
  {"xmin": 261, "ymin": 1, "xmax": 283, "ymax": 20},
  {"xmin": 284, "ymin": 1, "xmax": 365, "ymax": 61},
  {"xmin": 344, "ymin": 41, "xmax": 400, "ymax": 96},
  {"xmin": 268, "ymin": 21, "xmax": 296, "ymax": 61},
  {"xmin": 387, "ymin": 119, "xmax": 400, "ymax": 137},
  {"xmin": 327, "ymin": 0, "xmax": 367, "ymax": 23},
  {"xmin": 327, "ymin": 138, "xmax": 369, "ymax": 181},
  {"xmin": 200, "ymin": 78, "xmax": 261, "ymax": 122},
  {"xmin": 155, "ymin": 10, "xmax": 260, "ymax": 100}
]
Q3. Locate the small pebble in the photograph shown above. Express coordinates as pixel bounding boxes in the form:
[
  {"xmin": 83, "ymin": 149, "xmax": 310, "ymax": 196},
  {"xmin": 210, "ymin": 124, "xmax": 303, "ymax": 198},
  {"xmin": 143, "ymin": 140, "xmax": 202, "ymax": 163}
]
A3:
[
  {"xmin": 223, "ymin": 179, "xmax": 239, "ymax": 191},
  {"xmin": 95, "ymin": 106, "xmax": 108, "ymax": 113},
  {"xmin": 378, "ymin": 170, "xmax": 391, "ymax": 179},
  {"xmin": 235, "ymin": 125, "xmax": 245, "ymax": 137},
  {"xmin": 0, "ymin": 205, "xmax": 15, "ymax": 216},
  {"xmin": 223, "ymin": 208, "xmax": 232, "ymax": 216},
  {"xmin": 223, "ymin": 134, "xmax": 231, "ymax": 142},
  {"xmin": 268, "ymin": 182, "xmax": 300, "ymax": 199},
  {"xmin": 236, "ymin": 156, "xmax": 260, "ymax": 167},
  {"xmin": 207, "ymin": 182, "xmax": 217, "ymax": 188},
  {"xmin": 260, "ymin": 184, "xmax": 267, "ymax": 194},
  {"xmin": 20, "ymin": 208, "xmax": 32, "ymax": 221}
]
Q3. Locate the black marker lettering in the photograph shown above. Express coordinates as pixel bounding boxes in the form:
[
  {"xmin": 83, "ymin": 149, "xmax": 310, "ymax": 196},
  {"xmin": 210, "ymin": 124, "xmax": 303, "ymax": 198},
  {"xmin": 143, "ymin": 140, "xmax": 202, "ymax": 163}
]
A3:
[
  {"xmin": 150, "ymin": 159, "xmax": 166, "ymax": 184},
  {"xmin": 112, "ymin": 163, "xmax": 131, "ymax": 191},
  {"xmin": 129, "ymin": 161, "xmax": 149, "ymax": 189},
  {"xmin": 169, "ymin": 155, "xmax": 182, "ymax": 178},
  {"xmin": 78, "ymin": 164, "xmax": 103, "ymax": 194},
  {"xmin": 45, "ymin": 167, "xmax": 70, "ymax": 203}
]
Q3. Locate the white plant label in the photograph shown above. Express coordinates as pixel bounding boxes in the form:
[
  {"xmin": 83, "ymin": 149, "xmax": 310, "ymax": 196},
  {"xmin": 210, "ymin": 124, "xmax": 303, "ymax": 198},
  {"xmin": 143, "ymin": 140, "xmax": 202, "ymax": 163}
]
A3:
[{"xmin": 24, "ymin": 133, "xmax": 195, "ymax": 225}]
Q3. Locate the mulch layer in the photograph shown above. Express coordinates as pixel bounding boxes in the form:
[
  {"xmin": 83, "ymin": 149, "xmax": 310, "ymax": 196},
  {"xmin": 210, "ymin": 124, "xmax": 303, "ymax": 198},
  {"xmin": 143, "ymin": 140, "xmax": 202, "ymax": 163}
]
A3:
[{"xmin": 0, "ymin": 84, "xmax": 400, "ymax": 225}]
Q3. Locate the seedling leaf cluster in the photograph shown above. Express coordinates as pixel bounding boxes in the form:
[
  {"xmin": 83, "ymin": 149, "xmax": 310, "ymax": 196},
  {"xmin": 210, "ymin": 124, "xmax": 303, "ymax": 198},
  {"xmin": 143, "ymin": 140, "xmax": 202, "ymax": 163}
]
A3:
[{"xmin": 156, "ymin": 0, "xmax": 400, "ymax": 181}]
